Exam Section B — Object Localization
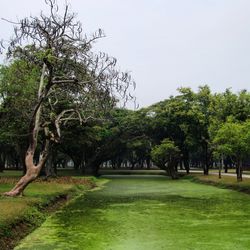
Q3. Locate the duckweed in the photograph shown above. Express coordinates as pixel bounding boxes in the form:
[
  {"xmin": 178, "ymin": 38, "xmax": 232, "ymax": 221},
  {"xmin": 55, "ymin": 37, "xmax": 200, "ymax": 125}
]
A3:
[{"xmin": 16, "ymin": 175, "xmax": 250, "ymax": 250}]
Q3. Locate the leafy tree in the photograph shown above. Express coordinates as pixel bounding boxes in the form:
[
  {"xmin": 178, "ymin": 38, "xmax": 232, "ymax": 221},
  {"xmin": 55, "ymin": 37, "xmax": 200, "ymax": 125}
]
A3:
[
  {"xmin": 151, "ymin": 139, "xmax": 180, "ymax": 179},
  {"xmin": 2, "ymin": 0, "xmax": 134, "ymax": 196},
  {"xmin": 144, "ymin": 86, "xmax": 212, "ymax": 174},
  {"xmin": 213, "ymin": 119, "xmax": 250, "ymax": 181}
]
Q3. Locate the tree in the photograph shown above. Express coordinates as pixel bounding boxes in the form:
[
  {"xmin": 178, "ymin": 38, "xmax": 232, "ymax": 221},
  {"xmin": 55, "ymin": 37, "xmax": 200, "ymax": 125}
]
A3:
[
  {"xmin": 2, "ymin": 0, "xmax": 134, "ymax": 196},
  {"xmin": 151, "ymin": 139, "xmax": 180, "ymax": 179},
  {"xmin": 213, "ymin": 119, "xmax": 250, "ymax": 181},
  {"xmin": 125, "ymin": 138, "xmax": 151, "ymax": 169}
]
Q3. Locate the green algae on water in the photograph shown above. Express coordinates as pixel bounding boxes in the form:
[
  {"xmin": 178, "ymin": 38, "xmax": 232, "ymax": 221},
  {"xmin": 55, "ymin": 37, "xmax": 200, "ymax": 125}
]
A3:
[{"xmin": 15, "ymin": 176, "xmax": 250, "ymax": 250}]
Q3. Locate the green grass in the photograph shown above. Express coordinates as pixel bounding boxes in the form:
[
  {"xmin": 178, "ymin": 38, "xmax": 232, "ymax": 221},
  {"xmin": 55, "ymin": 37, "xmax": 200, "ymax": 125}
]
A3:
[
  {"xmin": 0, "ymin": 175, "xmax": 95, "ymax": 249},
  {"xmin": 15, "ymin": 175, "xmax": 250, "ymax": 250},
  {"xmin": 99, "ymin": 169, "xmax": 166, "ymax": 175},
  {"xmin": 191, "ymin": 173, "xmax": 250, "ymax": 192},
  {"xmin": 0, "ymin": 169, "xmax": 82, "ymax": 177},
  {"xmin": 209, "ymin": 169, "xmax": 250, "ymax": 175},
  {"xmin": 0, "ymin": 170, "xmax": 23, "ymax": 177},
  {"xmin": 0, "ymin": 182, "xmax": 72, "ymax": 224}
]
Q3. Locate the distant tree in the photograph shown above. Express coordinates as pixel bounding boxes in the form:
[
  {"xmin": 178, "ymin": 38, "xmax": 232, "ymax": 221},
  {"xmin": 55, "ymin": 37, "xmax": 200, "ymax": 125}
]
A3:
[
  {"xmin": 151, "ymin": 138, "xmax": 180, "ymax": 179},
  {"xmin": 213, "ymin": 119, "xmax": 250, "ymax": 181},
  {"xmin": 126, "ymin": 138, "xmax": 151, "ymax": 169}
]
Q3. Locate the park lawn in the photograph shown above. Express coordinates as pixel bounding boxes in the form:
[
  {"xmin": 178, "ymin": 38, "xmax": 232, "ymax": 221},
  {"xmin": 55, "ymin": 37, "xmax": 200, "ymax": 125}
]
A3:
[
  {"xmin": 0, "ymin": 175, "xmax": 96, "ymax": 249},
  {"xmin": 16, "ymin": 176, "xmax": 250, "ymax": 250}
]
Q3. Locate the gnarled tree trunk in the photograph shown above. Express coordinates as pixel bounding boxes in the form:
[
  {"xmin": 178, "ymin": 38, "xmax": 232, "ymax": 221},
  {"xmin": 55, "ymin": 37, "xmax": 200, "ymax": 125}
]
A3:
[
  {"xmin": 3, "ymin": 64, "xmax": 49, "ymax": 197},
  {"xmin": 3, "ymin": 145, "xmax": 49, "ymax": 196}
]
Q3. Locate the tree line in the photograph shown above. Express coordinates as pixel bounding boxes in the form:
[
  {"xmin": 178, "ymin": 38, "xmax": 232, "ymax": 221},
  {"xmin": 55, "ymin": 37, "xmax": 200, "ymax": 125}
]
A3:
[
  {"xmin": 1, "ymin": 65, "xmax": 250, "ymax": 181},
  {"xmin": 79, "ymin": 86, "xmax": 250, "ymax": 180}
]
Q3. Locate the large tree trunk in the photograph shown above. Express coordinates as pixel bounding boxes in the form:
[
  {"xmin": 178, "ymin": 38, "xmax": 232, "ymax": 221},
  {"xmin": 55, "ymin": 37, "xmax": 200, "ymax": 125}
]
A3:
[
  {"xmin": 168, "ymin": 165, "xmax": 179, "ymax": 179},
  {"xmin": 4, "ymin": 64, "xmax": 50, "ymax": 197},
  {"xmin": 4, "ymin": 146, "xmax": 49, "ymax": 196},
  {"xmin": 163, "ymin": 162, "xmax": 179, "ymax": 180},
  {"xmin": 203, "ymin": 161, "xmax": 210, "ymax": 175},
  {"xmin": 45, "ymin": 153, "xmax": 57, "ymax": 178}
]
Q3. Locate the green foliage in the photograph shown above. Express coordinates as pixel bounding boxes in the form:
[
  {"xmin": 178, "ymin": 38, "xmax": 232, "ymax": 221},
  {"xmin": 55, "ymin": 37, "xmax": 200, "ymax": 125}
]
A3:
[
  {"xmin": 213, "ymin": 119, "xmax": 250, "ymax": 161},
  {"xmin": 0, "ymin": 60, "xmax": 39, "ymax": 139},
  {"xmin": 0, "ymin": 59, "xmax": 249, "ymax": 178},
  {"xmin": 0, "ymin": 174, "xmax": 95, "ymax": 247},
  {"xmin": 151, "ymin": 139, "xmax": 180, "ymax": 169}
]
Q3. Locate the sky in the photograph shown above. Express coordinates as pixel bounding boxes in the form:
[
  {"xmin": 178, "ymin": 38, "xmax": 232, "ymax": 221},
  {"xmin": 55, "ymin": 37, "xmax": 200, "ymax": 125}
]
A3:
[{"xmin": 0, "ymin": 0, "xmax": 250, "ymax": 108}]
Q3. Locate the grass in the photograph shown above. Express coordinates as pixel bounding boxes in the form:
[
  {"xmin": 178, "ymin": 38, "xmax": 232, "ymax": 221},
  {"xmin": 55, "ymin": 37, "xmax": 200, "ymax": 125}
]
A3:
[
  {"xmin": 0, "ymin": 169, "xmax": 82, "ymax": 177},
  {"xmin": 191, "ymin": 173, "xmax": 250, "ymax": 193},
  {"xmin": 99, "ymin": 169, "xmax": 166, "ymax": 175},
  {"xmin": 209, "ymin": 169, "xmax": 250, "ymax": 175},
  {"xmin": 15, "ymin": 175, "xmax": 250, "ymax": 250},
  {"xmin": 0, "ymin": 174, "xmax": 96, "ymax": 250},
  {"xmin": 0, "ymin": 170, "xmax": 23, "ymax": 177}
]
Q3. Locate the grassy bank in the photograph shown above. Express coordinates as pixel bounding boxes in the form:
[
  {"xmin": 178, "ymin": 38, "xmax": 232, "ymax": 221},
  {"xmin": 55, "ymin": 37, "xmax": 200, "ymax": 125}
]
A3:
[
  {"xmin": 0, "ymin": 174, "xmax": 96, "ymax": 250},
  {"xmin": 190, "ymin": 174, "xmax": 250, "ymax": 193}
]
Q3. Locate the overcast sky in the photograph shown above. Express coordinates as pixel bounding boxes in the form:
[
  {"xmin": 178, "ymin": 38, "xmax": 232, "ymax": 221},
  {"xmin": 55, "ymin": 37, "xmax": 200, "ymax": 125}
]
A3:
[{"xmin": 1, "ymin": 0, "xmax": 250, "ymax": 108}]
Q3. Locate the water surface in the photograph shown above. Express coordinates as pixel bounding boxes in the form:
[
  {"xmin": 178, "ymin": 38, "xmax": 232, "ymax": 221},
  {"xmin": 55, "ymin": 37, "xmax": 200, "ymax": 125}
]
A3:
[{"xmin": 16, "ymin": 175, "xmax": 250, "ymax": 249}]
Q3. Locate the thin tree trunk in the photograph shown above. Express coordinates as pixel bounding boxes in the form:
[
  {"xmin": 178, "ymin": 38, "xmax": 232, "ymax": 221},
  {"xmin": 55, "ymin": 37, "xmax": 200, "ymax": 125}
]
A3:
[
  {"xmin": 130, "ymin": 162, "xmax": 135, "ymax": 170},
  {"xmin": 224, "ymin": 162, "xmax": 228, "ymax": 173},
  {"xmin": 183, "ymin": 158, "xmax": 189, "ymax": 174},
  {"xmin": 218, "ymin": 165, "xmax": 221, "ymax": 179},
  {"xmin": 146, "ymin": 158, "xmax": 151, "ymax": 169},
  {"xmin": 238, "ymin": 160, "xmax": 243, "ymax": 182},
  {"xmin": 203, "ymin": 143, "xmax": 209, "ymax": 175},
  {"xmin": 0, "ymin": 152, "xmax": 5, "ymax": 172},
  {"xmin": 218, "ymin": 155, "xmax": 224, "ymax": 179},
  {"xmin": 236, "ymin": 159, "xmax": 243, "ymax": 182}
]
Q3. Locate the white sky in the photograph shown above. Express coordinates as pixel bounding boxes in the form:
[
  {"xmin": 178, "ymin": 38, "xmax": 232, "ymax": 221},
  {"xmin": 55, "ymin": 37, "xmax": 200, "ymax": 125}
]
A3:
[{"xmin": 1, "ymin": 0, "xmax": 250, "ymax": 108}]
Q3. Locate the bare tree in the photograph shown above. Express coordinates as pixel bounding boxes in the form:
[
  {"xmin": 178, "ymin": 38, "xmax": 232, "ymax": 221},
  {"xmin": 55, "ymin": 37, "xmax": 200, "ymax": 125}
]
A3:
[{"xmin": 2, "ymin": 0, "xmax": 135, "ymax": 196}]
